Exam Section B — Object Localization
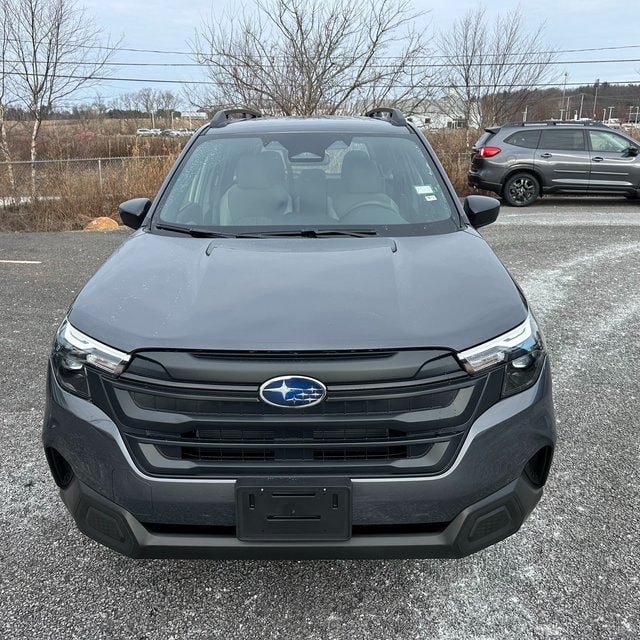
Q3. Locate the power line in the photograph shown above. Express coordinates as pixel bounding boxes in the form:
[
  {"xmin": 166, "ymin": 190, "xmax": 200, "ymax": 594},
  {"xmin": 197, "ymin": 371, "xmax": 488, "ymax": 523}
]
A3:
[
  {"xmin": 4, "ymin": 56, "xmax": 640, "ymax": 69},
  {"xmin": 6, "ymin": 37, "xmax": 640, "ymax": 59},
  {"xmin": 3, "ymin": 69, "xmax": 640, "ymax": 89}
]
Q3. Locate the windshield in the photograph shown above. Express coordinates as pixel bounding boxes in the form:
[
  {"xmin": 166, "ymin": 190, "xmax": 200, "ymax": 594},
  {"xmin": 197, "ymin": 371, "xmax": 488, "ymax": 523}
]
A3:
[{"xmin": 153, "ymin": 131, "xmax": 459, "ymax": 235}]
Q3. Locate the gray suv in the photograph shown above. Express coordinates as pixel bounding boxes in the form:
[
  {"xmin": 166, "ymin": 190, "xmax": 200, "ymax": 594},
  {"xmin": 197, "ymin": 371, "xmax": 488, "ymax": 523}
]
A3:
[
  {"xmin": 468, "ymin": 121, "xmax": 640, "ymax": 206},
  {"xmin": 43, "ymin": 108, "xmax": 555, "ymax": 559}
]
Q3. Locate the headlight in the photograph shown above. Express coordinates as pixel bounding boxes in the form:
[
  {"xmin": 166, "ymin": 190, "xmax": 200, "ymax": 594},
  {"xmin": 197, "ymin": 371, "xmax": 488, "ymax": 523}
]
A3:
[
  {"xmin": 51, "ymin": 319, "xmax": 130, "ymax": 398},
  {"xmin": 457, "ymin": 312, "xmax": 546, "ymax": 398}
]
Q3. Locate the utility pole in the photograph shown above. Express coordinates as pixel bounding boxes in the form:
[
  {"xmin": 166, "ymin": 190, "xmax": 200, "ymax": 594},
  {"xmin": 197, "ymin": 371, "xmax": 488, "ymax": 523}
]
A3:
[
  {"xmin": 579, "ymin": 93, "xmax": 585, "ymax": 119},
  {"xmin": 522, "ymin": 105, "xmax": 528, "ymax": 123},
  {"xmin": 561, "ymin": 72, "xmax": 568, "ymax": 119},
  {"xmin": 602, "ymin": 108, "xmax": 606, "ymax": 122},
  {"xmin": 566, "ymin": 97, "xmax": 572, "ymax": 120},
  {"xmin": 607, "ymin": 106, "xmax": 614, "ymax": 121},
  {"xmin": 593, "ymin": 79, "xmax": 600, "ymax": 119}
]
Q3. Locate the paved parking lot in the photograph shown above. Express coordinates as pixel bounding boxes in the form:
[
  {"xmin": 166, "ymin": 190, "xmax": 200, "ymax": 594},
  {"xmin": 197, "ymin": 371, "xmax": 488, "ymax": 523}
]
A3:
[{"xmin": 1, "ymin": 197, "xmax": 638, "ymax": 639}]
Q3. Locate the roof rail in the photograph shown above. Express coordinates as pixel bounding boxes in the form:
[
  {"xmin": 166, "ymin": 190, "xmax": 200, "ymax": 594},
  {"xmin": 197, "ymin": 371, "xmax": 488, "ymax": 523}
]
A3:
[
  {"xmin": 498, "ymin": 120, "xmax": 608, "ymax": 129},
  {"xmin": 210, "ymin": 108, "xmax": 262, "ymax": 128},
  {"xmin": 364, "ymin": 107, "xmax": 407, "ymax": 127}
]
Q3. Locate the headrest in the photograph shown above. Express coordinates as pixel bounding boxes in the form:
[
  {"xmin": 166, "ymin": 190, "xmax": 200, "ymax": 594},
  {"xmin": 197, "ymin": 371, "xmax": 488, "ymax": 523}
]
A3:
[
  {"xmin": 235, "ymin": 154, "xmax": 272, "ymax": 189},
  {"xmin": 340, "ymin": 150, "xmax": 370, "ymax": 183},
  {"xmin": 347, "ymin": 157, "xmax": 383, "ymax": 194},
  {"xmin": 261, "ymin": 151, "xmax": 286, "ymax": 184}
]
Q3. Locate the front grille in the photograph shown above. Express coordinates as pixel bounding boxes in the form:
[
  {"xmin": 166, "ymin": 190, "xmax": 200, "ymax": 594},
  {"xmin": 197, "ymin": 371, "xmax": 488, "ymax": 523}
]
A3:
[
  {"xmin": 312, "ymin": 445, "xmax": 414, "ymax": 461},
  {"xmin": 153, "ymin": 426, "xmax": 434, "ymax": 463},
  {"xmin": 175, "ymin": 444, "xmax": 416, "ymax": 463},
  {"xmin": 183, "ymin": 447, "xmax": 276, "ymax": 462},
  {"xmin": 129, "ymin": 387, "xmax": 459, "ymax": 416},
  {"xmin": 90, "ymin": 348, "xmax": 501, "ymax": 477}
]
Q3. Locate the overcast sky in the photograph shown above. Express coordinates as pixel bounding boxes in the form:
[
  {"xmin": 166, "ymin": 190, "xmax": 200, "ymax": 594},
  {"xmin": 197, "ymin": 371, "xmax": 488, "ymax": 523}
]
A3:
[{"xmin": 77, "ymin": 0, "xmax": 639, "ymax": 108}]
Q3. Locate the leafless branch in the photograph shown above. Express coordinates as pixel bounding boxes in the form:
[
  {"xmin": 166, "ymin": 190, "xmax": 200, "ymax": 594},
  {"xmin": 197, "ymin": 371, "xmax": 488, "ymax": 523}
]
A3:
[
  {"xmin": 192, "ymin": 0, "xmax": 439, "ymax": 116},
  {"xmin": 437, "ymin": 6, "xmax": 558, "ymax": 127}
]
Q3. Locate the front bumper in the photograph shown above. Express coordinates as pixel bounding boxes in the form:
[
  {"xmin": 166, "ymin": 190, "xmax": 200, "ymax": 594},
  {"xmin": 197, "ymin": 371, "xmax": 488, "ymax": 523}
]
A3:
[
  {"xmin": 44, "ymin": 361, "xmax": 556, "ymax": 559},
  {"xmin": 61, "ymin": 471, "xmax": 542, "ymax": 559}
]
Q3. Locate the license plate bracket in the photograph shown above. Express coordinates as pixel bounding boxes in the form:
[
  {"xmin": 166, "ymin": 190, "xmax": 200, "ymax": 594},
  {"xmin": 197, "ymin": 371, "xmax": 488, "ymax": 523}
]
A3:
[{"xmin": 236, "ymin": 478, "xmax": 352, "ymax": 542}]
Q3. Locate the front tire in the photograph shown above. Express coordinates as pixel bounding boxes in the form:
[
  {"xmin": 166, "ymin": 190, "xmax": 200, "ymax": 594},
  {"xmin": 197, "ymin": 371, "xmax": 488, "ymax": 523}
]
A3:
[{"xmin": 503, "ymin": 173, "xmax": 540, "ymax": 207}]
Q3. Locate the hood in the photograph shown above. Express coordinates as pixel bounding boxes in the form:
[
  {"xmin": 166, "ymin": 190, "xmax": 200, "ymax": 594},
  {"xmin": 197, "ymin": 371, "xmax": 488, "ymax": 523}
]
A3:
[{"xmin": 69, "ymin": 230, "xmax": 527, "ymax": 354}]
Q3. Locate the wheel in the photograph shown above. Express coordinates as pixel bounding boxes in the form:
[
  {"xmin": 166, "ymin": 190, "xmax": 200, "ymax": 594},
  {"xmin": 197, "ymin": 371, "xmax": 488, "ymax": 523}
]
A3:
[{"xmin": 502, "ymin": 173, "xmax": 540, "ymax": 207}]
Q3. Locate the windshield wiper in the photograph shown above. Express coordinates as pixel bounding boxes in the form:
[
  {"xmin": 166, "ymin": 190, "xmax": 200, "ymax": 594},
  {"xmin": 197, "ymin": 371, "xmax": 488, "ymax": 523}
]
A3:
[
  {"xmin": 155, "ymin": 224, "xmax": 379, "ymax": 239},
  {"xmin": 155, "ymin": 223, "xmax": 237, "ymax": 238},
  {"xmin": 236, "ymin": 228, "xmax": 379, "ymax": 238}
]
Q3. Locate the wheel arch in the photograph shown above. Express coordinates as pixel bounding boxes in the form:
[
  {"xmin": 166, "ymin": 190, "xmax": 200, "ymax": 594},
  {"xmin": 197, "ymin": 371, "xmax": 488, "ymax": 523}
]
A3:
[{"xmin": 502, "ymin": 165, "xmax": 545, "ymax": 193}]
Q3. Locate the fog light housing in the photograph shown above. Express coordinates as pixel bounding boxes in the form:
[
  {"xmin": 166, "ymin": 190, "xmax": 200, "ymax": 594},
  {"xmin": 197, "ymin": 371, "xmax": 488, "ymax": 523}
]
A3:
[{"xmin": 503, "ymin": 347, "xmax": 545, "ymax": 398}]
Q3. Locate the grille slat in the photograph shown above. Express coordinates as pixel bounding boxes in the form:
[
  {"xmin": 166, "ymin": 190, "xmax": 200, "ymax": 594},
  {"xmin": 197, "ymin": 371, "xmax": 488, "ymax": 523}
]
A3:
[
  {"xmin": 137, "ymin": 431, "xmax": 450, "ymax": 449},
  {"xmin": 129, "ymin": 387, "xmax": 459, "ymax": 417}
]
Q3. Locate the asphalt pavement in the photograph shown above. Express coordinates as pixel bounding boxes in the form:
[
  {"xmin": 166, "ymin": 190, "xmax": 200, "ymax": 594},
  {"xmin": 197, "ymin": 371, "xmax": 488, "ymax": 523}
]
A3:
[{"xmin": 1, "ymin": 197, "xmax": 639, "ymax": 639}]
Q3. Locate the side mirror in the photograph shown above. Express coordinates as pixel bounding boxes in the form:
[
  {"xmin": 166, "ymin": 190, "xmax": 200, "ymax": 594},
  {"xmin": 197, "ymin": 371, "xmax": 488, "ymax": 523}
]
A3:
[
  {"xmin": 463, "ymin": 195, "xmax": 500, "ymax": 229},
  {"xmin": 119, "ymin": 198, "xmax": 152, "ymax": 230},
  {"xmin": 627, "ymin": 146, "xmax": 639, "ymax": 157}
]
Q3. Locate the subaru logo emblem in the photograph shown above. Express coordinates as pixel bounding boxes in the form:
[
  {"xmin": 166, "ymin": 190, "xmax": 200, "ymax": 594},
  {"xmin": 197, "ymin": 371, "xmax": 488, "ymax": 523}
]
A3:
[{"xmin": 259, "ymin": 375, "xmax": 327, "ymax": 409}]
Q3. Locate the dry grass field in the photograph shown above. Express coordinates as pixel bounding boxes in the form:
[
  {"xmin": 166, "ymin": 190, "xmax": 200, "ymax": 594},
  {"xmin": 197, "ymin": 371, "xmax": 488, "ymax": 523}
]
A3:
[{"xmin": 0, "ymin": 120, "xmax": 187, "ymax": 231}]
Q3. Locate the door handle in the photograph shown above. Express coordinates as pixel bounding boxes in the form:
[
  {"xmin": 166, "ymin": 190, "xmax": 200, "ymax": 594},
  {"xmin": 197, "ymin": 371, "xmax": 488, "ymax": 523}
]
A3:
[
  {"xmin": 540, "ymin": 153, "xmax": 552, "ymax": 158},
  {"xmin": 592, "ymin": 156, "xmax": 604, "ymax": 162}
]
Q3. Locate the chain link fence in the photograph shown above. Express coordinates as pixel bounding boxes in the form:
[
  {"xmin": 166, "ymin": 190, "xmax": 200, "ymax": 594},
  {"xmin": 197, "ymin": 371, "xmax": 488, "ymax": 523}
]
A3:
[
  {"xmin": 0, "ymin": 155, "xmax": 176, "ymax": 231},
  {"xmin": 0, "ymin": 155, "xmax": 175, "ymax": 194}
]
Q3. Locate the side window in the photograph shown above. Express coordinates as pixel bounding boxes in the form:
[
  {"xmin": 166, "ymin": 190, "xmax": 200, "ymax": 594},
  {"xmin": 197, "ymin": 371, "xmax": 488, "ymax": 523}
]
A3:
[
  {"xmin": 589, "ymin": 131, "xmax": 633, "ymax": 153},
  {"xmin": 504, "ymin": 130, "xmax": 540, "ymax": 149},
  {"xmin": 160, "ymin": 145, "xmax": 219, "ymax": 215},
  {"xmin": 539, "ymin": 130, "xmax": 586, "ymax": 151}
]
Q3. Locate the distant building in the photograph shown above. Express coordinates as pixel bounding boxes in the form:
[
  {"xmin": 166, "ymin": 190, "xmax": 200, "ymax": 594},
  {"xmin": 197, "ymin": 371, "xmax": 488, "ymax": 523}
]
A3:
[
  {"xmin": 180, "ymin": 111, "xmax": 209, "ymax": 120},
  {"xmin": 406, "ymin": 109, "xmax": 467, "ymax": 130}
]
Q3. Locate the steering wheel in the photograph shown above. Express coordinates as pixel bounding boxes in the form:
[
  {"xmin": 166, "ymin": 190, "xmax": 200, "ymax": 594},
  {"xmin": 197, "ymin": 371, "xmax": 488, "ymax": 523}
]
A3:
[{"xmin": 340, "ymin": 201, "xmax": 405, "ymax": 224}]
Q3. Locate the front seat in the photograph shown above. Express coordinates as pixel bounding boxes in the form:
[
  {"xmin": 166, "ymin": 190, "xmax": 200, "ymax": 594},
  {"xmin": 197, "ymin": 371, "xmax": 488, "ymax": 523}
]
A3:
[
  {"xmin": 333, "ymin": 155, "xmax": 403, "ymax": 223},
  {"xmin": 219, "ymin": 154, "xmax": 290, "ymax": 225}
]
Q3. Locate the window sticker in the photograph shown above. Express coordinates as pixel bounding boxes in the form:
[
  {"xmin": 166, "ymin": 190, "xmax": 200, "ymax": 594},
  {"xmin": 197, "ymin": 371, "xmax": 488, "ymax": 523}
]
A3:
[
  {"xmin": 424, "ymin": 195, "xmax": 438, "ymax": 202},
  {"xmin": 414, "ymin": 185, "xmax": 434, "ymax": 194}
]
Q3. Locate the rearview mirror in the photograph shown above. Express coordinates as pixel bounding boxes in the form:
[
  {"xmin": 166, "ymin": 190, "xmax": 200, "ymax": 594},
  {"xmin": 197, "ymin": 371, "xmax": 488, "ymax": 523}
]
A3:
[
  {"xmin": 119, "ymin": 198, "xmax": 152, "ymax": 230},
  {"xmin": 463, "ymin": 195, "xmax": 500, "ymax": 229}
]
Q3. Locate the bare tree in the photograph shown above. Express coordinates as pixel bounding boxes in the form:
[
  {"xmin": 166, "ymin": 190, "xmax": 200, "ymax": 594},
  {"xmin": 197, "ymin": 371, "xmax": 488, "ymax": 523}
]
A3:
[
  {"xmin": 438, "ymin": 6, "xmax": 557, "ymax": 128},
  {"xmin": 193, "ymin": 0, "xmax": 439, "ymax": 115},
  {"xmin": 0, "ymin": 0, "xmax": 16, "ymax": 193},
  {"xmin": 157, "ymin": 90, "xmax": 179, "ymax": 126},
  {"xmin": 109, "ymin": 92, "xmax": 143, "ymax": 132},
  {"xmin": 136, "ymin": 88, "xmax": 162, "ymax": 128},
  {"xmin": 6, "ymin": 0, "xmax": 116, "ymax": 195}
]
